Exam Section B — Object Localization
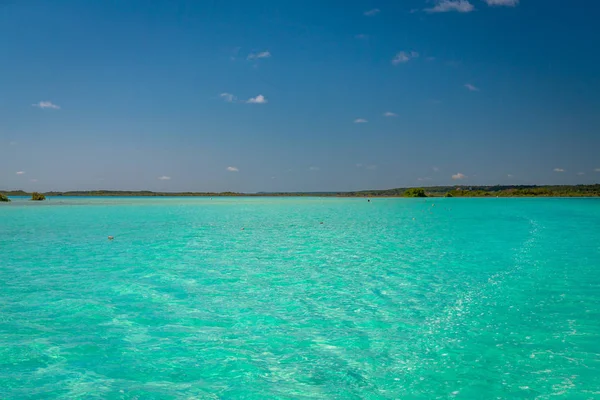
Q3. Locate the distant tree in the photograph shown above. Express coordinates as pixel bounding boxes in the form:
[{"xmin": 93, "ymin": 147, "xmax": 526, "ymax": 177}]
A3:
[
  {"xmin": 31, "ymin": 192, "xmax": 46, "ymax": 201},
  {"xmin": 404, "ymin": 188, "xmax": 427, "ymax": 197},
  {"xmin": 0, "ymin": 193, "xmax": 10, "ymax": 202},
  {"xmin": 444, "ymin": 192, "xmax": 453, "ymax": 197}
]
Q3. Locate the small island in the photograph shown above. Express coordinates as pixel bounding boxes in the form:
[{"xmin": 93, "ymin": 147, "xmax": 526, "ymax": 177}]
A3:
[
  {"xmin": 0, "ymin": 193, "xmax": 10, "ymax": 202},
  {"xmin": 31, "ymin": 192, "xmax": 46, "ymax": 201}
]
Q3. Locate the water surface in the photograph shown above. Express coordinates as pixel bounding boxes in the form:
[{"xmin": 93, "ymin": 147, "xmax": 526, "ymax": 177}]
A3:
[{"xmin": 1, "ymin": 197, "xmax": 599, "ymax": 398}]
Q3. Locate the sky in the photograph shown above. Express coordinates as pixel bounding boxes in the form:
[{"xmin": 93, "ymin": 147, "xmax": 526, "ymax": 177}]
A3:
[{"xmin": 1, "ymin": 0, "xmax": 599, "ymax": 192}]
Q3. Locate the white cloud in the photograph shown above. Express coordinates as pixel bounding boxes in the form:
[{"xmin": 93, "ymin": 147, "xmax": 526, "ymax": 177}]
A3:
[
  {"xmin": 383, "ymin": 112, "xmax": 397, "ymax": 117},
  {"xmin": 595, "ymin": 168, "xmax": 600, "ymax": 172},
  {"xmin": 452, "ymin": 173, "xmax": 466, "ymax": 180},
  {"xmin": 309, "ymin": 166, "xmax": 320, "ymax": 171},
  {"xmin": 30, "ymin": 179, "xmax": 38, "ymax": 182},
  {"xmin": 393, "ymin": 53, "xmax": 409, "ymax": 64},
  {"xmin": 32, "ymin": 101, "xmax": 60, "ymax": 109},
  {"xmin": 465, "ymin": 83, "xmax": 480, "ymax": 91},
  {"xmin": 16, "ymin": 171, "xmax": 25, "ymax": 175},
  {"xmin": 247, "ymin": 94, "xmax": 268, "ymax": 104},
  {"xmin": 418, "ymin": 177, "xmax": 432, "ymax": 181},
  {"xmin": 158, "ymin": 176, "xmax": 171, "ymax": 180},
  {"xmin": 484, "ymin": 0, "xmax": 519, "ymax": 6},
  {"xmin": 392, "ymin": 51, "xmax": 419, "ymax": 65},
  {"xmin": 432, "ymin": 166, "xmax": 440, "ymax": 172},
  {"xmin": 425, "ymin": 0, "xmax": 475, "ymax": 13},
  {"xmin": 247, "ymin": 51, "xmax": 271, "ymax": 60},
  {"xmin": 507, "ymin": 174, "xmax": 513, "ymax": 177},
  {"xmin": 364, "ymin": 8, "xmax": 380, "ymax": 16},
  {"xmin": 220, "ymin": 93, "xmax": 237, "ymax": 102},
  {"xmin": 226, "ymin": 166, "xmax": 239, "ymax": 172},
  {"xmin": 554, "ymin": 168, "xmax": 565, "ymax": 172},
  {"xmin": 577, "ymin": 172, "xmax": 585, "ymax": 176},
  {"xmin": 354, "ymin": 118, "xmax": 368, "ymax": 123}
]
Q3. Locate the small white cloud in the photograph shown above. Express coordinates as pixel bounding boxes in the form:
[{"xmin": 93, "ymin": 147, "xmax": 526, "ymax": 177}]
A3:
[
  {"xmin": 418, "ymin": 177, "xmax": 432, "ymax": 181},
  {"xmin": 32, "ymin": 101, "xmax": 60, "ymax": 109},
  {"xmin": 392, "ymin": 51, "xmax": 419, "ymax": 65},
  {"xmin": 247, "ymin": 51, "xmax": 271, "ymax": 60},
  {"xmin": 484, "ymin": 0, "xmax": 519, "ymax": 6},
  {"xmin": 554, "ymin": 168, "xmax": 565, "ymax": 172},
  {"xmin": 354, "ymin": 118, "xmax": 368, "ymax": 123},
  {"xmin": 595, "ymin": 168, "xmax": 600, "ymax": 172},
  {"xmin": 226, "ymin": 166, "xmax": 239, "ymax": 172},
  {"xmin": 30, "ymin": 179, "xmax": 38, "ymax": 182},
  {"xmin": 16, "ymin": 171, "xmax": 25, "ymax": 175},
  {"xmin": 409, "ymin": 8, "xmax": 420, "ymax": 14},
  {"xmin": 425, "ymin": 0, "xmax": 474, "ymax": 13},
  {"xmin": 465, "ymin": 83, "xmax": 480, "ymax": 92},
  {"xmin": 452, "ymin": 173, "xmax": 466, "ymax": 180},
  {"xmin": 247, "ymin": 94, "xmax": 268, "ymax": 104},
  {"xmin": 158, "ymin": 176, "xmax": 171, "ymax": 180},
  {"xmin": 309, "ymin": 166, "xmax": 320, "ymax": 171},
  {"xmin": 432, "ymin": 166, "xmax": 440, "ymax": 172},
  {"xmin": 577, "ymin": 172, "xmax": 585, "ymax": 176},
  {"xmin": 220, "ymin": 93, "xmax": 237, "ymax": 102},
  {"xmin": 383, "ymin": 111, "xmax": 397, "ymax": 117},
  {"xmin": 507, "ymin": 174, "xmax": 513, "ymax": 177},
  {"xmin": 364, "ymin": 8, "xmax": 380, "ymax": 16}
]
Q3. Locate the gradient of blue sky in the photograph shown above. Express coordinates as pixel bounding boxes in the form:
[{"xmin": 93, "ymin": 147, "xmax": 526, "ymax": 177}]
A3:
[{"xmin": 1, "ymin": 0, "xmax": 599, "ymax": 192}]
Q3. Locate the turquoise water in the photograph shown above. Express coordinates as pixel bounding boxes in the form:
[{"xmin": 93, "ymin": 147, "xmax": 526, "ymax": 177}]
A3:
[{"xmin": 1, "ymin": 197, "xmax": 599, "ymax": 399}]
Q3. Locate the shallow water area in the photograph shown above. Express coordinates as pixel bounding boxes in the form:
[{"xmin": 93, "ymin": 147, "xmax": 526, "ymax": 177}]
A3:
[{"xmin": 1, "ymin": 197, "xmax": 599, "ymax": 398}]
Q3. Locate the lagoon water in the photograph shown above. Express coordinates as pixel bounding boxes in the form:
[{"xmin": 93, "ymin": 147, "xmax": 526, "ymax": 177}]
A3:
[{"xmin": 1, "ymin": 197, "xmax": 599, "ymax": 399}]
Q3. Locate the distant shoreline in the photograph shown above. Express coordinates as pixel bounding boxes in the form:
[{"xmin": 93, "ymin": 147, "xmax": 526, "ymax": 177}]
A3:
[{"xmin": 2, "ymin": 185, "xmax": 599, "ymax": 198}]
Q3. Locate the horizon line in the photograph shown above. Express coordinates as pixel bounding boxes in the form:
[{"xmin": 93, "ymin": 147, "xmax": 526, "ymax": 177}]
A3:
[{"xmin": 2, "ymin": 183, "xmax": 599, "ymax": 195}]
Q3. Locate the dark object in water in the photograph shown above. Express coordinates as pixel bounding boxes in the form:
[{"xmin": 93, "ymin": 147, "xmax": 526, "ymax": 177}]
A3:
[
  {"xmin": 108, "ymin": 236, "xmax": 114, "ymax": 240},
  {"xmin": 31, "ymin": 192, "xmax": 46, "ymax": 201},
  {"xmin": 320, "ymin": 222, "xmax": 324, "ymax": 224},
  {"xmin": 368, "ymin": 199, "xmax": 370, "ymax": 202}
]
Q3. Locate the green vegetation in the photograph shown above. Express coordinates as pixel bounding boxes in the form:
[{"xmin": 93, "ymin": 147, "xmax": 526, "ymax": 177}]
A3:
[
  {"xmin": 442, "ymin": 185, "xmax": 600, "ymax": 198},
  {"xmin": 0, "ymin": 184, "xmax": 599, "ymax": 198},
  {"xmin": 31, "ymin": 192, "xmax": 46, "ymax": 201},
  {"xmin": 404, "ymin": 188, "xmax": 427, "ymax": 197},
  {"xmin": 0, "ymin": 193, "xmax": 10, "ymax": 202}
]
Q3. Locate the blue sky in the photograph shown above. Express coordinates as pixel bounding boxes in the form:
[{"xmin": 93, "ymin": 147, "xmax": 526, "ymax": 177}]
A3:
[{"xmin": 1, "ymin": 0, "xmax": 599, "ymax": 192}]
